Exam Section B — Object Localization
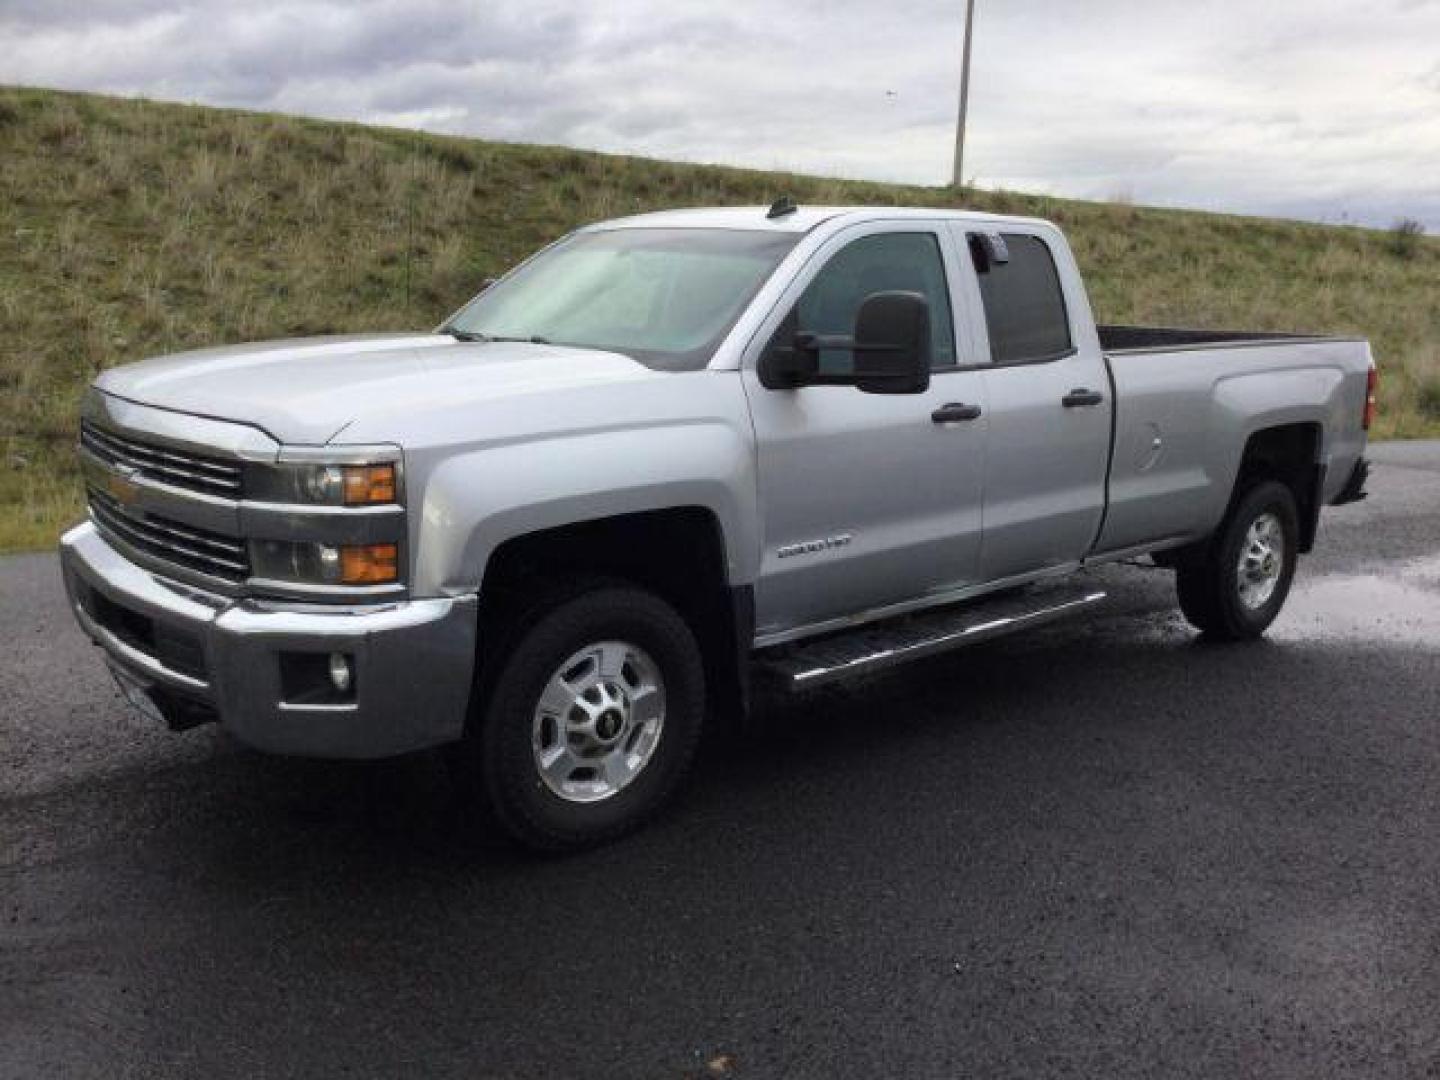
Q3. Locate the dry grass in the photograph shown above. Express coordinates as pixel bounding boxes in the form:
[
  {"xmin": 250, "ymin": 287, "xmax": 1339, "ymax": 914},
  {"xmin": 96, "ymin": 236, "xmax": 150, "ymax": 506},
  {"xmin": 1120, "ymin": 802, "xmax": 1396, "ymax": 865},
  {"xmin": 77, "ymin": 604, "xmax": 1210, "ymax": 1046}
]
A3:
[{"xmin": 2, "ymin": 86, "xmax": 1437, "ymax": 550}]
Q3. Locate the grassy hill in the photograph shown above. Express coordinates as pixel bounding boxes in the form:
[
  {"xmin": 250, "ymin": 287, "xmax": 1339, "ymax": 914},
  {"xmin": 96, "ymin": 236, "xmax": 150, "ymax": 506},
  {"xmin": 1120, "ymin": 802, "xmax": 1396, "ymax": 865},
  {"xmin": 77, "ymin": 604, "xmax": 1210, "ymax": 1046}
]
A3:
[{"xmin": 2, "ymin": 86, "xmax": 1437, "ymax": 551}]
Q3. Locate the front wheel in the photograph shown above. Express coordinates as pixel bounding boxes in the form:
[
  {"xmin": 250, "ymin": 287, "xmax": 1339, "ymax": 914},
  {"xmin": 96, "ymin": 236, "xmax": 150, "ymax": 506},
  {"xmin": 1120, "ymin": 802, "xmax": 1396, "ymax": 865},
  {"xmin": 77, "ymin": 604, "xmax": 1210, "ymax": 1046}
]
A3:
[
  {"xmin": 467, "ymin": 584, "xmax": 705, "ymax": 852},
  {"xmin": 1175, "ymin": 480, "xmax": 1299, "ymax": 641}
]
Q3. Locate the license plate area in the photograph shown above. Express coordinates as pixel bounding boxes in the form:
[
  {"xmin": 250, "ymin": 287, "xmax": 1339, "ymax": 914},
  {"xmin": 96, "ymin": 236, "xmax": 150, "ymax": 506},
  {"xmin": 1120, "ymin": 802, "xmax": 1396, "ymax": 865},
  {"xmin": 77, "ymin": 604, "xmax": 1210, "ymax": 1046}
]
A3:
[
  {"xmin": 107, "ymin": 662, "xmax": 217, "ymax": 732},
  {"xmin": 108, "ymin": 662, "xmax": 167, "ymax": 726}
]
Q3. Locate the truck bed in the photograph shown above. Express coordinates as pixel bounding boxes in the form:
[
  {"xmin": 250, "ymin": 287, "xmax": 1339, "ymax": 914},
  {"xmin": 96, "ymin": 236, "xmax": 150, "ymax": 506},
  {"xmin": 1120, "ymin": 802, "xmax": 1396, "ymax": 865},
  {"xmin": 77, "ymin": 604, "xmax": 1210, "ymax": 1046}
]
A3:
[
  {"xmin": 1094, "ymin": 329, "xmax": 1372, "ymax": 558},
  {"xmin": 1098, "ymin": 324, "xmax": 1357, "ymax": 354}
]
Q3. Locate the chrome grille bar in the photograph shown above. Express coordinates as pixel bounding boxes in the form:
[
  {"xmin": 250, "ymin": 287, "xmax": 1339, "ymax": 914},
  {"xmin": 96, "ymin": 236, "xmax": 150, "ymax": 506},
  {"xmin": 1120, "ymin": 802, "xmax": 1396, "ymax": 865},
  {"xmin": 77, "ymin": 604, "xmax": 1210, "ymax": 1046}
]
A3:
[
  {"xmin": 81, "ymin": 420, "xmax": 243, "ymax": 497},
  {"xmin": 89, "ymin": 488, "xmax": 249, "ymax": 581}
]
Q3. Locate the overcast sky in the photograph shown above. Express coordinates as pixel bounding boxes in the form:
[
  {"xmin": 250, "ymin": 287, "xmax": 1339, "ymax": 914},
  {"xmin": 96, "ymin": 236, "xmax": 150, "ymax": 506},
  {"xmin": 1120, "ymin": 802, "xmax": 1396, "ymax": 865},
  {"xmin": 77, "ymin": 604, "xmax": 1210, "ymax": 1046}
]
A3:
[{"xmin": 4, "ymin": 0, "xmax": 1438, "ymax": 229}]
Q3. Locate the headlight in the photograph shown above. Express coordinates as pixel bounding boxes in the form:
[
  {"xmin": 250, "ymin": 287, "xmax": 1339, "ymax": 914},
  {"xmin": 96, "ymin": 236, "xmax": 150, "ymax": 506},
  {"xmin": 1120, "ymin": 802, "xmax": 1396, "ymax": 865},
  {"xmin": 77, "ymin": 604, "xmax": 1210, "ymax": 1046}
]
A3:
[
  {"xmin": 248, "ymin": 462, "xmax": 398, "ymax": 506},
  {"xmin": 244, "ymin": 449, "xmax": 403, "ymax": 593},
  {"xmin": 250, "ymin": 540, "xmax": 399, "ymax": 586}
]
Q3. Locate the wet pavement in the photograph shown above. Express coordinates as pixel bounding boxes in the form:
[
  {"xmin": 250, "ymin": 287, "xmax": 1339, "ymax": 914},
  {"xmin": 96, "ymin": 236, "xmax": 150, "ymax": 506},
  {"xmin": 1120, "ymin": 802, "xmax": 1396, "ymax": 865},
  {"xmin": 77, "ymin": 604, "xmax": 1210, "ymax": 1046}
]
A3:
[{"xmin": 2, "ymin": 441, "xmax": 1438, "ymax": 1078}]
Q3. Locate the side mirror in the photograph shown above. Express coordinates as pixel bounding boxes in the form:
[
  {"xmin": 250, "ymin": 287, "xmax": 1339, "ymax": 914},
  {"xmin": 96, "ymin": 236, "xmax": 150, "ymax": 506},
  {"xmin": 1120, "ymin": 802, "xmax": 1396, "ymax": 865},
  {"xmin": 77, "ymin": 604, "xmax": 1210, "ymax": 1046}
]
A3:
[
  {"xmin": 851, "ymin": 290, "xmax": 931, "ymax": 395},
  {"xmin": 757, "ymin": 290, "xmax": 931, "ymax": 394},
  {"xmin": 757, "ymin": 332, "xmax": 819, "ymax": 389}
]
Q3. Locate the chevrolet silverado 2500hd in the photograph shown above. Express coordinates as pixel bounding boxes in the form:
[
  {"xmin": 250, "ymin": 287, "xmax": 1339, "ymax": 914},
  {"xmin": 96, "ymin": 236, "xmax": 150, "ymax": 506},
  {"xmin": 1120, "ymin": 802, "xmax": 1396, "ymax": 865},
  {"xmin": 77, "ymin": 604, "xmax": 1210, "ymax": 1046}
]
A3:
[{"xmin": 60, "ymin": 204, "xmax": 1375, "ymax": 849}]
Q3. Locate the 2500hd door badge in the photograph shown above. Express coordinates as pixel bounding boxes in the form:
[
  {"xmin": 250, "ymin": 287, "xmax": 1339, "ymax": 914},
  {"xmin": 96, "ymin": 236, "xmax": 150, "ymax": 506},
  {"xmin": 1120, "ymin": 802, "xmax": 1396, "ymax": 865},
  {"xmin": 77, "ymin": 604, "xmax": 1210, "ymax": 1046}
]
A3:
[{"xmin": 777, "ymin": 534, "xmax": 854, "ymax": 559}]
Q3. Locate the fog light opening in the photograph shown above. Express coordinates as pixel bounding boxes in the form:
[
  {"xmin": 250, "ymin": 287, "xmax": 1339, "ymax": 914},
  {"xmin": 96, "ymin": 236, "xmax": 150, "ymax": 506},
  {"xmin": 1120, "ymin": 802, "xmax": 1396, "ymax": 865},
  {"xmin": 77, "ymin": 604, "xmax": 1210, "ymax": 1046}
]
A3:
[
  {"xmin": 328, "ymin": 652, "xmax": 353, "ymax": 694},
  {"xmin": 279, "ymin": 650, "xmax": 357, "ymax": 707}
]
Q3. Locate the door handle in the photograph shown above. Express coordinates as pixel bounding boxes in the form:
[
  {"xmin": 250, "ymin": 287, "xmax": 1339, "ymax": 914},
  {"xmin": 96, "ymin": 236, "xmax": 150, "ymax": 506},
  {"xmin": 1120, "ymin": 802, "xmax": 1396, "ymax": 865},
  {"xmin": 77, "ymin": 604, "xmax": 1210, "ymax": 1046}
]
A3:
[
  {"xmin": 1062, "ymin": 388, "xmax": 1105, "ymax": 408},
  {"xmin": 931, "ymin": 402, "xmax": 983, "ymax": 423}
]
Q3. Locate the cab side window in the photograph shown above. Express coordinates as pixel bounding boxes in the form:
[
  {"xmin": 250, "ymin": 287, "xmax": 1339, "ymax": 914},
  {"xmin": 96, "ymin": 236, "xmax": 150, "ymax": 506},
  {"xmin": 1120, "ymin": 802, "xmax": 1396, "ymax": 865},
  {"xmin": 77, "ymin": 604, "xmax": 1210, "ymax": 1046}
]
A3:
[
  {"xmin": 968, "ymin": 232, "xmax": 1073, "ymax": 365},
  {"xmin": 768, "ymin": 232, "xmax": 957, "ymax": 374}
]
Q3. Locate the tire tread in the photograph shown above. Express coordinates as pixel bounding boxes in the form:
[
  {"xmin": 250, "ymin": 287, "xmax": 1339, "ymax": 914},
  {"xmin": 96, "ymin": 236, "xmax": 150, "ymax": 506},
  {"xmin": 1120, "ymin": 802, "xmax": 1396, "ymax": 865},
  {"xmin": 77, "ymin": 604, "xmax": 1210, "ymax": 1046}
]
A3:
[
  {"xmin": 468, "ymin": 583, "xmax": 705, "ymax": 852},
  {"xmin": 1175, "ymin": 479, "xmax": 1299, "ymax": 641}
]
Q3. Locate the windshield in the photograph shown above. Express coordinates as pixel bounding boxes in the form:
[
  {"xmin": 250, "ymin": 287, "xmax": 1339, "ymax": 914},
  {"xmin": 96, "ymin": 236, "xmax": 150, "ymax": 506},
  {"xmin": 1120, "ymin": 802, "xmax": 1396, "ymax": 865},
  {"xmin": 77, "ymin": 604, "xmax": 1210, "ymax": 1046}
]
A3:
[{"xmin": 443, "ymin": 228, "xmax": 800, "ymax": 371}]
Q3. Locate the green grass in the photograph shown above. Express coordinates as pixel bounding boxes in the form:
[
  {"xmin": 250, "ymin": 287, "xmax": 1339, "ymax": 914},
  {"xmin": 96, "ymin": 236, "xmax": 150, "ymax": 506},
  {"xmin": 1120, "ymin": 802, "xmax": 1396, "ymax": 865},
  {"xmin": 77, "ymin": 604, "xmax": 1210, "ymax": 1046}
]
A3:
[{"xmin": 2, "ymin": 86, "xmax": 1438, "ymax": 551}]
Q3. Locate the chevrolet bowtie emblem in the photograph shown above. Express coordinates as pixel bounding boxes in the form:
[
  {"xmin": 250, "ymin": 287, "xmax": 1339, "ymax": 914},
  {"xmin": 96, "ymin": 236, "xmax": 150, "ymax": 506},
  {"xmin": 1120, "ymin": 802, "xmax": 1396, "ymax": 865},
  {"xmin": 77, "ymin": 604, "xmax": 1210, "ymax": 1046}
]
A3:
[{"xmin": 107, "ymin": 465, "xmax": 141, "ymax": 505}]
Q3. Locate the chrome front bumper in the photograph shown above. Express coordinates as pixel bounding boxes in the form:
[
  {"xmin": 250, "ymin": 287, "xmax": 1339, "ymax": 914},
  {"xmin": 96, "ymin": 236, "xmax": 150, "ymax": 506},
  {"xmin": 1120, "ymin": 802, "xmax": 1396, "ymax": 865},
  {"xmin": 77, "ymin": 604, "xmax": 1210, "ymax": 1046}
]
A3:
[{"xmin": 60, "ymin": 521, "xmax": 477, "ymax": 759}]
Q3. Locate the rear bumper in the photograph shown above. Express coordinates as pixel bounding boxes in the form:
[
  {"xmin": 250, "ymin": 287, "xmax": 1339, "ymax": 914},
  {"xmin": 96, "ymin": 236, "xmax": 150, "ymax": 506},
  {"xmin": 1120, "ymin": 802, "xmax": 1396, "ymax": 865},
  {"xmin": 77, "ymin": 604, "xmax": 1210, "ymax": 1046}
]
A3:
[{"xmin": 60, "ymin": 521, "xmax": 477, "ymax": 758}]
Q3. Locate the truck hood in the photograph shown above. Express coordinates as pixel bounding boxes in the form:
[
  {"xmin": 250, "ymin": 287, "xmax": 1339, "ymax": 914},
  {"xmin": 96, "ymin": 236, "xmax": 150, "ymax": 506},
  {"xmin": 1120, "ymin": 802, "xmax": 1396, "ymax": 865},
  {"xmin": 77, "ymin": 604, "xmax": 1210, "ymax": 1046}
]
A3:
[{"xmin": 93, "ymin": 333, "xmax": 667, "ymax": 445}]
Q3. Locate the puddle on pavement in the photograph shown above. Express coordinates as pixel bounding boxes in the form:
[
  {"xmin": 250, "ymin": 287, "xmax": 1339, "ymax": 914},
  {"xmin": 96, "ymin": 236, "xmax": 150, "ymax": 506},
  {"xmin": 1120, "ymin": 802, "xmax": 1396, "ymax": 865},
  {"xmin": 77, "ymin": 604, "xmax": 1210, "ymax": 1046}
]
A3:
[{"xmin": 1276, "ymin": 553, "xmax": 1440, "ymax": 646}]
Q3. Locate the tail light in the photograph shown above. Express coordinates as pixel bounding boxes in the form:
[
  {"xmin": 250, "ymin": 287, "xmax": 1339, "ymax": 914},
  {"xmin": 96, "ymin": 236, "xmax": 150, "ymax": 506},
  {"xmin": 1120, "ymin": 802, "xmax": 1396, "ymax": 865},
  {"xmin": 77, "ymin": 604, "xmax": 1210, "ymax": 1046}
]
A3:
[{"xmin": 1362, "ymin": 366, "xmax": 1378, "ymax": 430}]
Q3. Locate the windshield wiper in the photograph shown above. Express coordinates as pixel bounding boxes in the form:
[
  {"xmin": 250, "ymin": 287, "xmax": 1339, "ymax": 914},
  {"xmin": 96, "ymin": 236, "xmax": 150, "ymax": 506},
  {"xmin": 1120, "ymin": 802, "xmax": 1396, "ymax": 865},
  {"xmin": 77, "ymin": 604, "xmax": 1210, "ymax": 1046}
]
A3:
[
  {"xmin": 439, "ymin": 327, "xmax": 551, "ymax": 345},
  {"xmin": 439, "ymin": 326, "xmax": 490, "ymax": 342}
]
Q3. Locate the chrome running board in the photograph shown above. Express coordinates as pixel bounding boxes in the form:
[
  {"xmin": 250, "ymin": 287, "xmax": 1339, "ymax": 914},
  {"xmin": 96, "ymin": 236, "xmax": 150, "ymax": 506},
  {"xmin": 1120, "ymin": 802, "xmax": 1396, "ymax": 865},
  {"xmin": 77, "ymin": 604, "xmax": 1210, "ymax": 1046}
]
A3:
[{"xmin": 754, "ymin": 581, "xmax": 1107, "ymax": 691}]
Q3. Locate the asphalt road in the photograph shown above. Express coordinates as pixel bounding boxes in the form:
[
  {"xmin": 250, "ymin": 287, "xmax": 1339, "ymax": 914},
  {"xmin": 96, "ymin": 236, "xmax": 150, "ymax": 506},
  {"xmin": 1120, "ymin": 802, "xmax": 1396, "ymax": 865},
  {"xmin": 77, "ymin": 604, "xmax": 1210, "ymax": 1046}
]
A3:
[{"xmin": 3, "ymin": 442, "xmax": 1439, "ymax": 1079}]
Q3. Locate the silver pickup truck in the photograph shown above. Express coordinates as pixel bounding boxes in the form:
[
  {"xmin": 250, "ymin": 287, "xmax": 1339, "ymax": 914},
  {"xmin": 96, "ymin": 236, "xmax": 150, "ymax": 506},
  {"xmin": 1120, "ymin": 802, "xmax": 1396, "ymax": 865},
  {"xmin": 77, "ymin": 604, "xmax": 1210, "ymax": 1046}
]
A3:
[{"xmin": 60, "ymin": 203, "xmax": 1375, "ymax": 849}]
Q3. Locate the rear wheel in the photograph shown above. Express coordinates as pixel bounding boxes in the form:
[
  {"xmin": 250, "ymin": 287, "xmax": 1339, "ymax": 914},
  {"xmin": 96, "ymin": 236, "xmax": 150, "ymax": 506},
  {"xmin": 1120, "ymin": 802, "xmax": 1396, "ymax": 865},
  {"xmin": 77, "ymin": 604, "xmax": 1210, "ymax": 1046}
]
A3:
[
  {"xmin": 465, "ymin": 583, "xmax": 705, "ymax": 852},
  {"xmin": 1175, "ymin": 480, "xmax": 1299, "ymax": 641}
]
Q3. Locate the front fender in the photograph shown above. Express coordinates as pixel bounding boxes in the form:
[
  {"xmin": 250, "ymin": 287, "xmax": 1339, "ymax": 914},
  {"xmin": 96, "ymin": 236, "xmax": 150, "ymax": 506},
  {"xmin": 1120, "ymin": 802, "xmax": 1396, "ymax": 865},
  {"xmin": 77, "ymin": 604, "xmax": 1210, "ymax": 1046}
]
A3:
[{"xmin": 410, "ymin": 421, "xmax": 760, "ymax": 596}]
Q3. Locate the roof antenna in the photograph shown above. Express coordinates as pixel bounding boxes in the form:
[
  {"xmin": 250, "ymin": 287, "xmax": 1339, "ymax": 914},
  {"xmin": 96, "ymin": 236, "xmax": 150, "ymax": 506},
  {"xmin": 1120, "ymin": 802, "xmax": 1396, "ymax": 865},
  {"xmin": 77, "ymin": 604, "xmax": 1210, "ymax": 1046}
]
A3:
[{"xmin": 767, "ymin": 196, "xmax": 798, "ymax": 219}]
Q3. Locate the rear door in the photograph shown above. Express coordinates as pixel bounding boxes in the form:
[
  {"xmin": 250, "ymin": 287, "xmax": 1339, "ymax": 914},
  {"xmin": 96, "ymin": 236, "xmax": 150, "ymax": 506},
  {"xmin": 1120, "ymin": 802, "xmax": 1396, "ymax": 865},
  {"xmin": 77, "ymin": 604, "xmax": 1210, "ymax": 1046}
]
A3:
[
  {"xmin": 948, "ymin": 225, "xmax": 1112, "ymax": 581},
  {"xmin": 743, "ymin": 221, "xmax": 988, "ymax": 639}
]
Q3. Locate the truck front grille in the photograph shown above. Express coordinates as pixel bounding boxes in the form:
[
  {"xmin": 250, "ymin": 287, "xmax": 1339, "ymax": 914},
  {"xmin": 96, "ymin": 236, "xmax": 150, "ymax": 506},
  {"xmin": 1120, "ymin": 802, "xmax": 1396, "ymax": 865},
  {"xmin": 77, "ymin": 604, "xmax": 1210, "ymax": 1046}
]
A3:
[
  {"xmin": 81, "ymin": 420, "xmax": 243, "ymax": 498},
  {"xmin": 88, "ymin": 488, "xmax": 250, "ymax": 583}
]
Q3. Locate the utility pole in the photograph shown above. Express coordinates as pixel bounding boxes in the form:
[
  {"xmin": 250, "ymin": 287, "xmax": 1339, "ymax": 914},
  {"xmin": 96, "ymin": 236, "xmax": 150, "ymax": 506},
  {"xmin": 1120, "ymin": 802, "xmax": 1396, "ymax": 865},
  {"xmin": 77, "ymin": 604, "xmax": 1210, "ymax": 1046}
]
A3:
[{"xmin": 951, "ymin": 0, "xmax": 976, "ymax": 189}]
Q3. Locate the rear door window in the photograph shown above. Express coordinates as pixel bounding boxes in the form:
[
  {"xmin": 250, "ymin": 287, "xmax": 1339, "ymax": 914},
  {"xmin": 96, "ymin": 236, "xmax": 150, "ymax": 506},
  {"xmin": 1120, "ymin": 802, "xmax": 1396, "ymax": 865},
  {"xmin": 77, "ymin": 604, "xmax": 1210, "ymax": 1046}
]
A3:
[{"xmin": 968, "ymin": 233, "xmax": 1073, "ymax": 365}]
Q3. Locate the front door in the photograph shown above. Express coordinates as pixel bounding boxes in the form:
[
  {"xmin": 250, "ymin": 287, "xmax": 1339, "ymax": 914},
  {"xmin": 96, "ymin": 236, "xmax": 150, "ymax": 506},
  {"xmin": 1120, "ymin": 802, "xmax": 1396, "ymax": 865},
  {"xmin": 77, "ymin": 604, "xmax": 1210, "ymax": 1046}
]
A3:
[{"xmin": 742, "ymin": 223, "xmax": 988, "ymax": 640}]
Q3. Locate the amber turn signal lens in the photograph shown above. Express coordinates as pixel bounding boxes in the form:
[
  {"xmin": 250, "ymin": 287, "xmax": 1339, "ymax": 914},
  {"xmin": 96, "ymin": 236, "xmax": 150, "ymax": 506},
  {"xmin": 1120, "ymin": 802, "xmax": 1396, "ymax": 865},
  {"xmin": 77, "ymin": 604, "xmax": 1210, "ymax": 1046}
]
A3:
[
  {"xmin": 342, "ymin": 464, "xmax": 397, "ymax": 505},
  {"xmin": 339, "ymin": 543, "xmax": 399, "ymax": 585}
]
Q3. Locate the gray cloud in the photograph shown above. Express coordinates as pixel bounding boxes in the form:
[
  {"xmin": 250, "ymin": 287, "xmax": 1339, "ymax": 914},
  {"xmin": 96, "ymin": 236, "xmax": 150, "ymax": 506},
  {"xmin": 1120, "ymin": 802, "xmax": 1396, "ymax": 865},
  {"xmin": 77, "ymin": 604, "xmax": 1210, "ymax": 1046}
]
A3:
[{"xmin": 2, "ymin": 0, "xmax": 1436, "ymax": 229}]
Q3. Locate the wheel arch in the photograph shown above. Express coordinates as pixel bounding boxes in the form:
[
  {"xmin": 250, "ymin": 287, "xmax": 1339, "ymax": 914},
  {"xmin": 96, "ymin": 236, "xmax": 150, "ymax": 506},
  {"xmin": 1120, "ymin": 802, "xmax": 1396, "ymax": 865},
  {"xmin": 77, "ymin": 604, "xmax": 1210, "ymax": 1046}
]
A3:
[
  {"xmin": 476, "ymin": 507, "xmax": 753, "ymax": 723},
  {"xmin": 1232, "ymin": 421, "xmax": 1325, "ymax": 553}
]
